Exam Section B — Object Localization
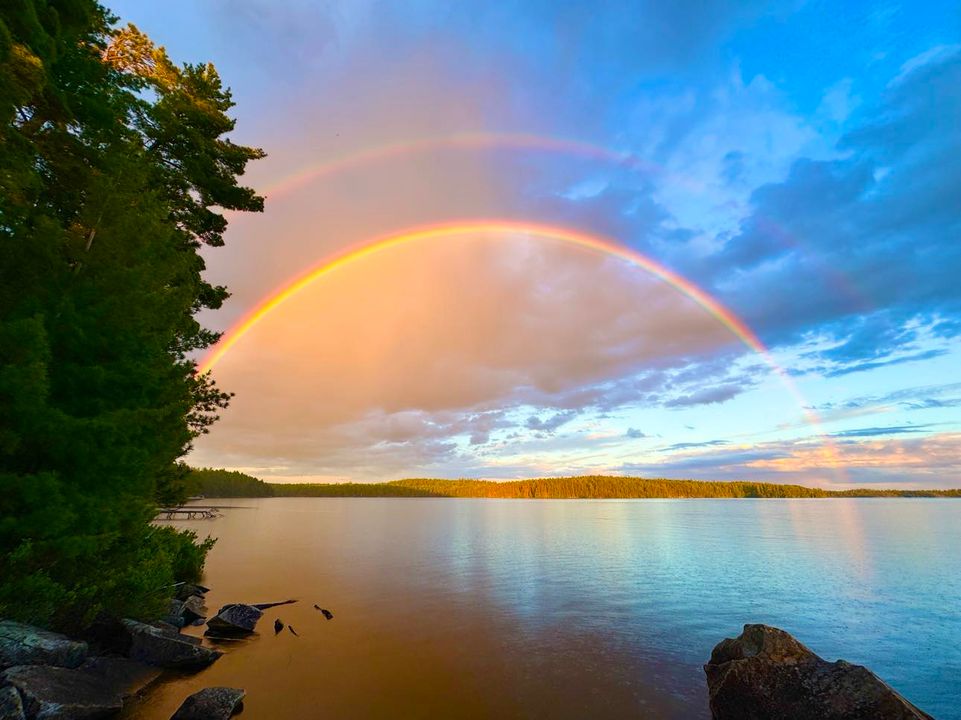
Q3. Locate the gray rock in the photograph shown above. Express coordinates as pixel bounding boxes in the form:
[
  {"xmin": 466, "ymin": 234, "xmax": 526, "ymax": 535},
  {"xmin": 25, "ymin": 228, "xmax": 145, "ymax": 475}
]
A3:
[
  {"xmin": 174, "ymin": 584, "xmax": 209, "ymax": 603},
  {"xmin": 0, "ymin": 621, "xmax": 87, "ymax": 671},
  {"xmin": 162, "ymin": 600, "xmax": 187, "ymax": 630},
  {"xmin": 147, "ymin": 621, "xmax": 184, "ymax": 638},
  {"xmin": 181, "ymin": 596, "xmax": 207, "ymax": 625},
  {"xmin": 170, "ymin": 687, "xmax": 244, "ymax": 720},
  {"xmin": 704, "ymin": 624, "xmax": 933, "ymax": 720},
  {"xmin": 121, "ymin": 621, "xmax": 221, "ymax": 670},
  {"xmin": 205, "ymin": 605, "xmax": 262, "ymax": 635},
  {"xmin": 1, "ymin": 665, "xmax": 122, "ymax": 719},
  {"xmin": 0, "ymin": 685, "xmax": 25, "ymax": 720},
  {"xmin": 78, "ymin": 657, "xmax": 161, "ymax": 700}
]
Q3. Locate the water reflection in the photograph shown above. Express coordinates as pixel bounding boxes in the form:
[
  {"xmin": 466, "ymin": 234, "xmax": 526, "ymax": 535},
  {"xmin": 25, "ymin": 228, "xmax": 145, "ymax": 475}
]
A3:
[{"xmin": 127, "ymin": 498, "xmax": 961, "ymax": 719}]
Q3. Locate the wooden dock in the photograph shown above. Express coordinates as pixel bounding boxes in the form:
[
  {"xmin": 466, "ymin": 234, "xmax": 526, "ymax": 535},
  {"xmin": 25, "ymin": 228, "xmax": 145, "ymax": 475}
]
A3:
[{"xmin": 156, "ymin": 506, "xmax": 222, "ymax": 520}]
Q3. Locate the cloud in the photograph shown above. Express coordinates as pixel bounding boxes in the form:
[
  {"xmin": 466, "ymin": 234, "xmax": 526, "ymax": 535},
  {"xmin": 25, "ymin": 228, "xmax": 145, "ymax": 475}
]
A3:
[
  {"xmin": 664, "ymin": 384, "xmax": 745, "ymax": 408},
  {"xmin": 664, "ymin": 439, "xmax": 729, "ymax": 451},
  {"xmin": 128, "ymin": 0, "xmax": 958, "ymax": 484},
  {"xmin": 830, "ymin": 424, "xmax": 935, "ymax": 438},
  {"xmin": 526, "ymin": 410, "xmax": 580, "ymax": 434},
  {"xmin": 623, "ymin": 433, "xmax": 961, "ymax": 488}
]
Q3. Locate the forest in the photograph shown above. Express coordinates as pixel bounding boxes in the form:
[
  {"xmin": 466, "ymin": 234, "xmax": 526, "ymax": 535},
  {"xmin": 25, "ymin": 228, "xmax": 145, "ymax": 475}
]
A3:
[
  {"xmin": 0, "ymin": 2, "xmax": 263, "ymax": 630},
  {"xmin": 188, "ymin": 470, "xmax": 961, "ymax": 499}
]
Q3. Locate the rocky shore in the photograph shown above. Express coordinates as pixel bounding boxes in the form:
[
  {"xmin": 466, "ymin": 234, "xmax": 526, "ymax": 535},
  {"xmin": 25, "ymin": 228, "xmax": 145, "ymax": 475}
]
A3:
[
  {"xmin": 0, "ymin": 595, "xmax": 938, "ymax": 719},
  {"xmin": 0, "ymin": 583, "xmax": 250, "ymax": 720}
]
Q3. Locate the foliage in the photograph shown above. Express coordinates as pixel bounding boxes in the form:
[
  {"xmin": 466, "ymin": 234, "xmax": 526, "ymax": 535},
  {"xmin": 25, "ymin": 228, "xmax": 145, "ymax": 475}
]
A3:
[
  {"xmin": 0, "ymin": 2, "xmax": 262, "ymax": 629},
  {"xmin": 149, "ymin": 525, "xmax": 216, "ymax": 584}
]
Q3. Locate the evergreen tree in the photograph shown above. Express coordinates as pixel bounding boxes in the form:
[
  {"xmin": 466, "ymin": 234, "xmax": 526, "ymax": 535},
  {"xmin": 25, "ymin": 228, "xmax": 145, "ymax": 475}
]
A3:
[{"xmin": 0, "ymin": 2, "xmax": 263, "ymax": 630}]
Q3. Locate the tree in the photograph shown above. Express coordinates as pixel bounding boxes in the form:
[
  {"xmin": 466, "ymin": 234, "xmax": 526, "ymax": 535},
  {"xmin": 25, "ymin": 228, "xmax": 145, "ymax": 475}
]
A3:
[{"xmin": 0, "ymin": 1, "xmax": 263, "ymax": 630}]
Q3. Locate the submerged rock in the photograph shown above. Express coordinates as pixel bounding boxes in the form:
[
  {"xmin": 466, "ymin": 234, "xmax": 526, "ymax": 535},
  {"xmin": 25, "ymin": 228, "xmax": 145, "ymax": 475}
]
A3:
[
  {"xmin": 0, "ymin": 685, "xmax": 25, "ymax": 720},
  {"xmin": 0, "ymin": 621, "xmax": 87, "ymax": 671},
  {"xmin": 704, "ymin": 624, "xmax": 933, "ymax": 720},
  {"xmin": 205, "ymin": 605, "xmax": 262, "ymax": 635},
  {"xmin": 170, "ymin": 687, "xmax": 244, "ymax": 720},
  {"xmin": 122, "ymin": 620, "xmax": 221, "ymax": 670},
  {"xmin": 1, "ymin": 665, "xmax": 122, "ymax": 719}
]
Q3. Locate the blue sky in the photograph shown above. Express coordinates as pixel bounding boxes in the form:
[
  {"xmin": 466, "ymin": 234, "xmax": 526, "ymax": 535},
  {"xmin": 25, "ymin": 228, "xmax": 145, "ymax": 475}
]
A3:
[{"xmin": 112, "ymin": 0, "xmax": 961, "ymax": 486}]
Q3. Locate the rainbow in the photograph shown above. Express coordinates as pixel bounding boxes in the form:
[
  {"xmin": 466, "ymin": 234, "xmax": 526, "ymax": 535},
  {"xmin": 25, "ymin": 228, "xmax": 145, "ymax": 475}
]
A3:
[
  {"xmin": 263, "ymin": 131, "xmax": 703, "ymax": 200},
  {"xmin": 198, "ymin": 219, "xmax": 846, "ymax": 479},
  {"xmin": 199, "ymin": 220, "xmax": 767, "ymax": 373},
  {"xmin": 261, "ymin": 131, "xmax": 867, "ymax": 311}
]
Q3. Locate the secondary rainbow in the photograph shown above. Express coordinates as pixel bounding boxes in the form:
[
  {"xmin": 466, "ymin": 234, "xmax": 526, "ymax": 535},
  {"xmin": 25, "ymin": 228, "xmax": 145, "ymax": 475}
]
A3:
[{"xmin": 262, "ymin": 131, "xmax": 868, "ymax": 311}]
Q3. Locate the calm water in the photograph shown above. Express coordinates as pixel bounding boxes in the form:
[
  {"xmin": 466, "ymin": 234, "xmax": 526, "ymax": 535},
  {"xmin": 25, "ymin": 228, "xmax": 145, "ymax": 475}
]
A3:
[{"xmin": 128, "ymin": 498, "xmax": 961, "ymax": 719}]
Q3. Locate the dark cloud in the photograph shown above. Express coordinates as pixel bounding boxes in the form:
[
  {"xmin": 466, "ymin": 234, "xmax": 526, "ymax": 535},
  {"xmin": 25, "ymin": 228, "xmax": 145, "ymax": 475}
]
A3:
[
  {"xmin": 625, "ymin": 428, "xmax": 647, "ymax": 439},
  {"xmin": 664, "ymin": 384, "xmax": 744, "ymax": 408},
  {"xmin": 526, "ymin": 410, "xmax": 580, "ymax": 434},
  {"xmin": 706, "ymin": 49, "xmax": 961, "ymax": 363}
]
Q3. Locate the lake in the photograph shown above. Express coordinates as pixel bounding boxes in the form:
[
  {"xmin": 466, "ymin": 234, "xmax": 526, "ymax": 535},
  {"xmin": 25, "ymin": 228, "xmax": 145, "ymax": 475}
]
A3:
[{"xmin": 127, "ymin": 498, "xmax": 961, "ymax": 718}]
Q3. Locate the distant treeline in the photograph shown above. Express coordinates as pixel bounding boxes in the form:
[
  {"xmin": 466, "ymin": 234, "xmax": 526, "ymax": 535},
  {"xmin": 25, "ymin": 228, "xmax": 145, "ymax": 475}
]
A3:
[{"xmin": 188, "ymin": 470, "xmax": 961, "ymax": 499}]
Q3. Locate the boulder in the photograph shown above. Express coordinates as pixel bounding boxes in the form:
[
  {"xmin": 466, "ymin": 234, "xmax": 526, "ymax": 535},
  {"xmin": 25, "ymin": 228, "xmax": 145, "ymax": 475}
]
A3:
[
  {"xmin": 0, "ymin": 621, "xmax": 87, "ymax": 671},
  {"xmin": 121, "ymin": 620, "xmax": 221, "ymax": 670},
  {"xmin": 170, "ymin": 687, "xmax": 244, "ymax": 720},
  {"xmin": 161, "ymin": 600, "xmax": 187, "ymax": 630},
  {"xmin": 205, "ymin": 605, "xmax": 262, "ymax": 635},
  {"xmin": 78, "ymin": 657, "xmax": 161, "ymax": 700},
  {"xmin": 180, "ymin": 596, "xmax": 207, "ymax": 626},
  {"xmin": 704, "ymin": 624, "xmax": 933, "ymax": 720},
  {"xmin": 174, "ymin": 584, "xmax": 209, "ymax": 603},
  {"xmin": 0, "ymin": 685, "xmax": 25, "ymax": 720},
  {"xmin": 147, "ymin": 621, "xmax": 186, "ymax": 638},
  {"xmin": 1, "ymin": 665, "xmax": 122, "ymax": 719}
]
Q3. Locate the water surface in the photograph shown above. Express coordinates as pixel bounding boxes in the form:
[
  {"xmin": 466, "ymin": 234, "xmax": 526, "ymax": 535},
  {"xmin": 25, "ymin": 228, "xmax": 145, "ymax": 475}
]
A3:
[{"xmin": 128, "ymin": 498, "xmax": 961, "ymax": 718}]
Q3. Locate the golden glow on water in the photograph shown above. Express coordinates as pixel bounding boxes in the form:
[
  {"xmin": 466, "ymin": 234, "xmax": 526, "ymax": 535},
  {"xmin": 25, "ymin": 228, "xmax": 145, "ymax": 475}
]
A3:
[{"xmin": 127, "ymin": 498, "xmax": 961, "ymax": 719}]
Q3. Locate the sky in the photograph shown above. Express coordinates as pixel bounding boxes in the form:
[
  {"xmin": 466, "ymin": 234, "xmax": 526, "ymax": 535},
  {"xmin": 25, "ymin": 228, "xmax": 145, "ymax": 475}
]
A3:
[{"xmin": 112, "ymin": 0, "xmax": 961, "ymax": 487}]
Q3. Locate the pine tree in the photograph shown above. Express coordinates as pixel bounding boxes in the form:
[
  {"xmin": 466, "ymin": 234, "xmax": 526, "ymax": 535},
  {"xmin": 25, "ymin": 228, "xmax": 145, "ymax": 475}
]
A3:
[{"xmin": 0, "ymin": 2, "xmax": 263, "ymax": 629}]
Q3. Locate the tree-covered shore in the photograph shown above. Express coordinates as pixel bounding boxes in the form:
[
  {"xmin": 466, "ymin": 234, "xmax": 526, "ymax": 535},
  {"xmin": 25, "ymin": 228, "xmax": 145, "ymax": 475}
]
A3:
[
  {"xmin": 0, "ymin": 2, "xmax": 263, "ymax": 631},
  {"xmin": 188, "ymin": 468, "xmax": 961, "ymax": 499}
]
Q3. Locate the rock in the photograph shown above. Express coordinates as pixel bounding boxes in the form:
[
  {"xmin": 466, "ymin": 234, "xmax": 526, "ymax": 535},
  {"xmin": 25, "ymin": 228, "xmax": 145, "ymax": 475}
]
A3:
[
  {"xmin": 205, "ymin": 605, "xmax": 262, "ymax": 635},
  {"xmin": 181, "ymin": 596, "xmax": 207, "ymax": 625},
  {"xmin": 0, "ymin": 621, "xmax": 88, "ymax": 671},
  {"xmin": 78, "ymin": 657, "xmax": 161, "ymax": 700},
  {"xmin": 174, "ymin": 584, "xmax": 210, "ymax": 602},
  {"xmin": 148, "ymin": 621, "xmax": 186, "ymax": 638},
  {"xmin": 704, "ymin": 624, "xmax": 933, "ymax": 720},
  {"xmin": 170, "ymin": 687, "xmax": 244, "ymax": 720},
  {"xmin": 122, "ymin": 620, "xmax": 221, "ymax": 670},
  {"xmin": 1, "ymin": 665, "xmax": 122, "ymax": 719},
  {"xmin": 0, "ymin": 685, "xmax": 25, "ymax": 720},
  {"xmin": 162, "ymin": 600, "xmax": 187, "ymax": 630}
]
